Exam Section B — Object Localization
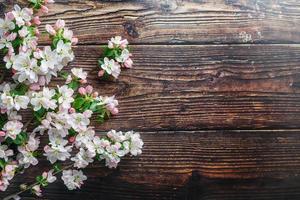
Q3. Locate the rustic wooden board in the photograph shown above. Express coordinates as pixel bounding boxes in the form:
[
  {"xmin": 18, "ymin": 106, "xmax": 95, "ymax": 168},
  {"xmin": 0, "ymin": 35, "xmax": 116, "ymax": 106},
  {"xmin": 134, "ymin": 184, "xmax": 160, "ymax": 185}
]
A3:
[
  {"xmin": 35, "ymin": 44, "xmax": 300, "ymax": 131},
  {"xmin": 2, "ymin": 130, "xmax": 300, "ymax": 200},
  {"xmin": 1, "ymin": 0, "xmax": 300, "ymax": 199},
  {"xmin": 2, "ymin": 0, "xmax": 300, "ymax": 44}
]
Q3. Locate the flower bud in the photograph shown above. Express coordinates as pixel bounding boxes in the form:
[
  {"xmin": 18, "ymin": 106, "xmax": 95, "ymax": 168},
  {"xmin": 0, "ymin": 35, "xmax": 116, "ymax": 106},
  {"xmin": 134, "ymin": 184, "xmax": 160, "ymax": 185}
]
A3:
[
  {"xmin": 85, "ymin": 85, "xmax": 93, "ymax": 94},
  {"xmin": 111, "ymin": 107, "xmax": 119, "ymax": 115},
  {"xmin": 69, "ymin": 136, "xmax": 76, "ymax": 143},
  {"xmin": 71, "ymin": 37, "xmax": 78, "ymax": 45},
  {"xmin": 45, "ymin": 24, "xmax": 56, "ymax": 35},
  {"xmin": 98, "ymin": 70, "xmax": 105, "ymax": 77},
  {"xmin": 32, "ymin": 16, "xmax": 41, "ymax": 25},
  {"xmin": 54, "ymin": 19, "xmax": 65, "ymax": 30},
  {"xmin": 79, "ymin": 79, "xmax": 87, "ymax": 84},
  {"xmin": 41, "ymin": 5, "xmax": 49, "ymax": 13},
  {"xmin": 0, "ymin": 131, "xmax": 6, "ymax": 137},
  {"xmin": 92, "ymin": 92, "xmax": 99, "ymax": 98},
  {"xmin": 69, "ymin": 107, "xmax": 76, "ymax": 114},
  {"xmin": 78, "ymin": 87, "xmax": 86, "ymax": 95},
  {"xmin": 124, "ymin": 58, "xmax": 133, "ymax": 68}
]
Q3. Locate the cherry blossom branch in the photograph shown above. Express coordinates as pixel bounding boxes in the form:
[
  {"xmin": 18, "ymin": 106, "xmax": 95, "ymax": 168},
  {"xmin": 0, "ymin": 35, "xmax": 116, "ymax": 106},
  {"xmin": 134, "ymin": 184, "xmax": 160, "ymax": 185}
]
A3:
[{"xmin": 3, "ymin": 163, "xmax": 74, "ymax": 200}]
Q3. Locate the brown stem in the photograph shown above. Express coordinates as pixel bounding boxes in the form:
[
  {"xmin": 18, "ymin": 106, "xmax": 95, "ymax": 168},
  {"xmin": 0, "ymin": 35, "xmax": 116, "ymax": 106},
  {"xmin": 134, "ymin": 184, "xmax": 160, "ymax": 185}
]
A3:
[{"xmin": 3, "ymin": 164, "xmax": 74, "ymax": 200}]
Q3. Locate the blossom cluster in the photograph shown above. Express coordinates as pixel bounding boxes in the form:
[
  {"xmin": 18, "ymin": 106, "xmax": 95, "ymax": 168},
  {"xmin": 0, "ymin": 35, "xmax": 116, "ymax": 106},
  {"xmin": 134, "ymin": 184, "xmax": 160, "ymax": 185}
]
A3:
[
  {"xmin": 0, "ymin": 1, "xmax": 142, "ymax": 199},
  {"xmin": 98, "ymin": 36, "xmax": 133, "ymax": 79}
]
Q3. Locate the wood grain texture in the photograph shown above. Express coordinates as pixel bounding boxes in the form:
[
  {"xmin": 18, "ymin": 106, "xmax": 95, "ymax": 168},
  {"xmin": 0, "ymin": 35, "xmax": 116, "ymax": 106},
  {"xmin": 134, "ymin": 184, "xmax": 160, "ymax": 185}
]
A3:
[
  {"xmin": 2, "ymin": 0, "xmax": 300, "ymax": 44},
  {"xmin": 27, "ymin": 44, "xmax": 300, "ymax": 131},
  {"xmin": 2, "ymin": 130, "xmax": 300, "ymax": 200}
]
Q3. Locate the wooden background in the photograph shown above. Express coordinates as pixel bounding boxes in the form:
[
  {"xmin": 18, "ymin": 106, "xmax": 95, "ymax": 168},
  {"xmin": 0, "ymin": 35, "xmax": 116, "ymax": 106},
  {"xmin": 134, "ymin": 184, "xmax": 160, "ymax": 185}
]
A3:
[{"xmin": 1, "ymin": 0, "xmax": 300, "ymax": 199}]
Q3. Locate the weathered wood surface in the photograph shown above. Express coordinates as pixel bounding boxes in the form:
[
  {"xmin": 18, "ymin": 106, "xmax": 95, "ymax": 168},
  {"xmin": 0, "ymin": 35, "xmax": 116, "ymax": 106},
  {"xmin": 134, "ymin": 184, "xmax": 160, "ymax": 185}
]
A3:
[
  {"xmin": 3, "ymin": 130, "xmax": 300, "ymax": 199},
  {"xmin": 2, "ymin": 0, "xmax": 300, "ymax": 44},
  {"xmin": 1, "ymin": 0, "xmax": 300, "ymax": 199},
  {"xmin": 51, "ymin": 44, "xmax": 300, "ymax": 131}
]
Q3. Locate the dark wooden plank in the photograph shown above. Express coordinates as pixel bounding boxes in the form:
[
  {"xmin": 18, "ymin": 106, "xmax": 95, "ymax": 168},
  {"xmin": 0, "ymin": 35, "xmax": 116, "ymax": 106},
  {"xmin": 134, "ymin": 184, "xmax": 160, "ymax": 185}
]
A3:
[
  {"xmin": 2, "ymin": 130, "xmax": 300, "ymax": 200},
  {"xmin": 2, "ymin": 0, "xmax": 300, "ymax": 44},
  {"xmin": 16, "ymin": 44, "xmax": 300, "ymax": 131}
]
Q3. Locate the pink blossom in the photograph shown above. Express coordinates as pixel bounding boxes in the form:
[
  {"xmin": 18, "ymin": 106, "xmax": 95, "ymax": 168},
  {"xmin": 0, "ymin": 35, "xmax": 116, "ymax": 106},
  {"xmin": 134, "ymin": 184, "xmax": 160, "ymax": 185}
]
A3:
[
  {"xmin": 25, "ymin": 21, "xmax": 32, "ymax": 26},
  {"xmin": 92, "ymin": 92, "xmax": 99, "ymax": 98},
  {"xmin": 98, "ymin": 70, "xmax": 105, "ymax": 77},
  {"xmin": 32, "ymin": 16, "xmax": 41, "ymax": 25},
  {"xmin": 45, "ymin": 24, "xmax": 56, "ymax": 35},
  {"xmin": 71, "ymin": 37, "xmax": 78, "ymax": 45},
  {"xmin": 78, "ymin": 87, "xmax": 86, "ymax": 95},
  {"xmin": 120, "ymin": 39, "xmax": 129, "ymax": 49},
  {"xmin": 35, "ymin": 28, "xmax": 40, "ymax": 36},
  {"xmin": 6, "ymin": 33, "xmax": 17, "ymax": 41},
  {"xmin": 30, "ymin": 84, "xmax": 41, "ymax": 91},
  {"xmin": 69, "ymin": 107, "xmax": 76, "ymax": 114},
  {"xmin": 1, "ymin": 108, "xmax": 7, "ymax": 114},
  {"xmin": 85, "ymin": 85, "xmax": 93, "ymax": 94},
  {"xmin": 41, "ymin": 5, "xmax": 49, "ymax": 14},
  {"xmin": 111, "ymin": 107, "xmax": 119, "ymax": 115},
  {"xmin": 124, "ymin": 58, "xmax": 133, "ymax": 68},
  {"xmin": 54, "ymin": 19, "xmax": 65, "ymax": 30},
  {"xmin": 5, "ymin": 12, "xmax": 14, "ymax": 21},
  {"xmin": 0, "ymin": 131, "xmax": 6, "ymax": 137},
  {"xmin": 38, "ymin": 76, "xmax": 46, "ymax": 86},
  {"xmin": 68, "ymin": 136, "xmax": 75, "ymax": 143}
]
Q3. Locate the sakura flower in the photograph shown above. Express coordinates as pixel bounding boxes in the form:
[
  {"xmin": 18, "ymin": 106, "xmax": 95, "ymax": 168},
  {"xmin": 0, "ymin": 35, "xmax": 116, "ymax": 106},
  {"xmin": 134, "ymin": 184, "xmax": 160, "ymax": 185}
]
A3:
[
  {"xmin": 3, "ymin": 120, "xmax": 23, "ymax": 140},
  {"xmin": 0, "ymin": 17, "xmax": 15, "ymax": 36},
  {"xmin": 71, "ymin": 148, "xmax": 95, "ymax": 169},
  {"xmin": 75, "ymin": 128, "xmax": 95, "ymax": 148},
  {"xmin": 107, "ymin": 129, "xmax": 127, "ymax": 142},
  {"xmin": 69, "ymin": 111, "xmax": 92, "ymax": 132},
  {"xmin": 61, "ymin": 170, "xmax": 87, "ymax": 190},
  {"xmin": 18, "ymin": 26, "xmax": 29, "ymax": 38},
  {"xmin": 12, "ymin": 5, "xmax": 33, "ymax": 27},
  {"xmin": 14, "ymin": 95, "xmax": 30, "ymax": 110},
  {"xmin": 45, "ymin": 24, "xmax": 56, "ymax": 35},
  {"xmin": 42, "ymin": 170, "xmax": 57, "ymax": 183},
  {"xmin": 58, "ymin": 85, "xmax": 74, "ymax": 110},
  {"xmin": 0, "ymin": 145, "xmax": 14, "ymax": 161},
  {"xmin": 100, "ymin": 57, "xmax": 121, "ymax": 79},
  {"xmin": 17, "ymin": 146, "xmax": 39, "ymax": 168},
  {"xmin": 55, "ymin": 40, "xmax": 74, "ymax": 66},
  {"xmin": 116, "ymin": 49, "xmax": 130, "ymax": 63},
  {"xmin": 32, "ymin": 185, "xmax": 42, "ymax": 197},
  {"xmin": 12, "ymin": 53, "xmax": 39, "ymax": 83},
  {"xmin": 44, "ymin": 131, "xmax": 72, "ymax": 163},
  {"xmin": 30, "ymin": 87, "xmax": 57, "ymax": 111},
  {"xmin": 108, "ymin": 36, "xmax": 128, "ymax": 49},
  {"xmin": 126, "ymin": 131, "xmax": 143, "ymax": 156},
  {"xmin": 62, "ymin": 28, "xmax": 74, "ymax": 41},
  {"xmin": 54, "ymin": 19, "xmax": 65, "ymax": 30},
  {"xmin": 39, "ymin": 46, "xmax": 59, "ymax": 74},
  {"xmin": 102, "ymin": 95, "xmax": 119, "ymax": 115},
  {"xmin": 71, "ymin": 68, "xmax": 87, "ymax": 80}
]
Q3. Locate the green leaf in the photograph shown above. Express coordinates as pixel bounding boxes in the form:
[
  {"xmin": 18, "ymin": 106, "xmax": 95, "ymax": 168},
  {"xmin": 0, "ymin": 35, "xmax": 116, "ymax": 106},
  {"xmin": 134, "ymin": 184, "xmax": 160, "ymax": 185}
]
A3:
[
  {"xmin": 73, "ymin": 97, "xmax": 85, "ymax": 110},
  {"xmin": 12, "ymin": 132, "xmax": 28, "ymax": 145},
  {"xmin": 68, "ymin": 80, "xmax": 79, "ymax": 91},
  {"xmin": 10, "ymin": 83, "xmax": 29, "ymax": 96},
  {"xmin": 53, "ymin": 163, "xmax": 62, "ymax": 173},
  {"xmin": 0, "ymin": 158, "xmax": 6, "ymax": 170},
  {"xmin": 34, "ymin": 108, "xmax": 47, "ymax": 122},
  {"xmin": 58, "ymin": 71, "xmax": 69, "ymax": 79}
]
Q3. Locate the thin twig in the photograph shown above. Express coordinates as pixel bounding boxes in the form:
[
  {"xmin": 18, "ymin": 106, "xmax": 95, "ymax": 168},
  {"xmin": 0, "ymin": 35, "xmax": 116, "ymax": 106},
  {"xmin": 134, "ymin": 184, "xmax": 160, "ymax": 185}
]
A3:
[{"xmin": 3, "ymin": 164, "xmax": 74, "ymax": 200}]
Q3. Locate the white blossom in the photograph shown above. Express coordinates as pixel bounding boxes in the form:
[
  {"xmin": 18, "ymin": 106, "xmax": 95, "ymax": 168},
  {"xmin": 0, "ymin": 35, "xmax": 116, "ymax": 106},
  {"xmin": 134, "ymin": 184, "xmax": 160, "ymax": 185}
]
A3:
[
  {"xmin": 3, "ymin": 120, "xmax": 23, "ymax": 140},
  {"xmin": 30, "ymin": 87, "xmax": 57, "ymax": 111},
  {"xmin": 71, "ymin": 68, "xmax": 87, "ymax": 80},
  {"xmin": 57, "ymin": 85, "xmax": 74, "ymax": 110},
  {"xmin": 12, "ymin": 5, "xmax": 32, "ymax": 27},
  {"xmin": 100, "ymin": 57, "xmax": 121, "ymax": 79},
  {"xmin": 61, "ymin": 170, "xmax": 87, "ymax": 190},
  {"xmin": 71, "ymin": 148, "xmax": 95, "ymax": 169},
  {"xmin": 0, "ymin": 145, "xmax": 13, "ymax": 161}
]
